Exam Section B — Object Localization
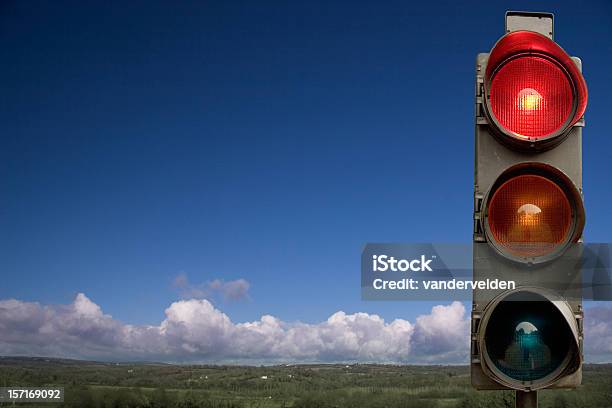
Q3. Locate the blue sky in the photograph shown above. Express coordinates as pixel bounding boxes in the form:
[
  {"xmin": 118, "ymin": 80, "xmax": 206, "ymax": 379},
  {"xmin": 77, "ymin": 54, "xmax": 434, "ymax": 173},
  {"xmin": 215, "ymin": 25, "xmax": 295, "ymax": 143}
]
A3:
[{"xmin": 1, "ymin": 0, "xmax": 612, "ymax": 339}]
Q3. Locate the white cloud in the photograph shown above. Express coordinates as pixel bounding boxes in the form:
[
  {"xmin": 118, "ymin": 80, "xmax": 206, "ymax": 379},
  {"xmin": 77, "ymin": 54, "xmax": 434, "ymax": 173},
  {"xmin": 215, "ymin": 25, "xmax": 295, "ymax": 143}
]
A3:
[
  {"xmin": 3, "ymin": 294, "xmax": 610, "ymax": 364},
  {"xmin": 172, "ymin": 274, "xmax": 250, "ymax": 301},
  {"xmin": 410, "ymin": 302, "xmax": 470, "ymax": 363},
  {"xmin": 584, "ymin": 304, "xmax": 612, "ymax": 362},
  {"xmin": 0, "ymin": 294, "xmax": 469, "ymax": 363}
]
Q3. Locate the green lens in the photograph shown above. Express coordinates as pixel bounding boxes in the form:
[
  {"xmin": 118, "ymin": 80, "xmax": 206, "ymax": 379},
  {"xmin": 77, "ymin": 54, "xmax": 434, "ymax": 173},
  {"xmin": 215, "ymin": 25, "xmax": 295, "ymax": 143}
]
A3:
[{"xmin": 484, "ymin": 292, "xmax": 573, "ymax": 382}]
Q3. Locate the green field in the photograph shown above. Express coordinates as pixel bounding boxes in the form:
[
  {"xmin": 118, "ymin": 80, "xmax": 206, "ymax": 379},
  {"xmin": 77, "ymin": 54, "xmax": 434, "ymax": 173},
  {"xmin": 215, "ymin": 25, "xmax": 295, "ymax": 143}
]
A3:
[{"xmin": 1, "ymin": 357, "xmax": 611, "ymax": 407}]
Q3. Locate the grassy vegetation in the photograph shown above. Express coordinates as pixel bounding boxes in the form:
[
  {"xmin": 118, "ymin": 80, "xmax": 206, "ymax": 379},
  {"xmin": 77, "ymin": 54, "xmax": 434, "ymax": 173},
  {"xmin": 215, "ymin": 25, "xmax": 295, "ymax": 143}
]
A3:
[{"xmin": 0, "ymin": 357, "xmax": 611, "ymax": 407}]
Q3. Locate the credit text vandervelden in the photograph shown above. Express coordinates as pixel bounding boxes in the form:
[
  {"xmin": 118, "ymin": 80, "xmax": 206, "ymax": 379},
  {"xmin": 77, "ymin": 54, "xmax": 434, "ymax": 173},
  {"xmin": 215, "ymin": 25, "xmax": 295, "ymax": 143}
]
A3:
[{"xmin": 370, "ymin": 254, "xmax": 516, "ymax": 291}]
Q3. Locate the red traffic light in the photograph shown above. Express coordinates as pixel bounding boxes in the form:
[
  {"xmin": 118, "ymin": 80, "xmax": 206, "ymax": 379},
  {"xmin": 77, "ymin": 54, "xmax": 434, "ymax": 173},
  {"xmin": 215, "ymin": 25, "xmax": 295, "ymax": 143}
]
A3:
[
  {"xmin": 490, "ymin": 56, "xmax": 573, "ymax": 138},
  {"xmin": 483, "ymin": 31, "xmax": 588, "ymax": 149}
]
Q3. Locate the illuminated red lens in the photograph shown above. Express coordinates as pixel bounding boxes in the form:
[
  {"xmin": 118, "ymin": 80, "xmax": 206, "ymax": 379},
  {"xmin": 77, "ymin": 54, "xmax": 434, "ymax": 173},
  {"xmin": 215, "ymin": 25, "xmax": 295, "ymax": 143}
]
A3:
[
  {"xmin": 490, "ymin": 56, "xmax": 574, "ymax": 139},
  {"xmin": 487, "ymin": 175, "xmax": 572, "ymax": 257}
]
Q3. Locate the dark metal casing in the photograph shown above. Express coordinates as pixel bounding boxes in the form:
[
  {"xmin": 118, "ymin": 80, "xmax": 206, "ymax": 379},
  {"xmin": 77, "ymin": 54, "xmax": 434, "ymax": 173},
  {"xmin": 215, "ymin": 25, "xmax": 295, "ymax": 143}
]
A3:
[{"xmin": 471, "ymin": 48, "xmax": 585, "ymax": 391}]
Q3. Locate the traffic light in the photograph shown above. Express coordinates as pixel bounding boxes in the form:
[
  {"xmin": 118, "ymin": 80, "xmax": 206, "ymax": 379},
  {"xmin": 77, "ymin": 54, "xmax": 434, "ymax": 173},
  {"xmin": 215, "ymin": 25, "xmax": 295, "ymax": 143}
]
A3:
[{"xmin": 471, "ymin": 11, "xmax": 587, "ymax": 398}]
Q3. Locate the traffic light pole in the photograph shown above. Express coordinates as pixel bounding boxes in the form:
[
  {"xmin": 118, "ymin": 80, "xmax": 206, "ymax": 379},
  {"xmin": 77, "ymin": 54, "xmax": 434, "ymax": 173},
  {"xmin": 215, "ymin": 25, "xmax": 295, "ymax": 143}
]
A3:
[{"xmin": 516, "ymin": 391, "xmax": 537, "ymax": 408}]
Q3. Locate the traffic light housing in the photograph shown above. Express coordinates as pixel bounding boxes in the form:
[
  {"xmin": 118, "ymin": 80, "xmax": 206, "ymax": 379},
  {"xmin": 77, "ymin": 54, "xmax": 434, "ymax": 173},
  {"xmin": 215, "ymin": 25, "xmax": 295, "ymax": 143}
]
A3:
[{"xmin": 471, "ymin": 12, "xmax": 586, "ymax": 392}]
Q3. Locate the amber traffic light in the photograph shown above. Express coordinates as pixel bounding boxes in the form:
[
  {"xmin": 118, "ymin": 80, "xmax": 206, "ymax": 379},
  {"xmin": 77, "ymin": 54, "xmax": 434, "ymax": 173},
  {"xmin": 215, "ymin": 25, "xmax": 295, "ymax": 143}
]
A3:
[{"xmin": 485, "ymin": 169, "xmax": 583, "ymax": 260}]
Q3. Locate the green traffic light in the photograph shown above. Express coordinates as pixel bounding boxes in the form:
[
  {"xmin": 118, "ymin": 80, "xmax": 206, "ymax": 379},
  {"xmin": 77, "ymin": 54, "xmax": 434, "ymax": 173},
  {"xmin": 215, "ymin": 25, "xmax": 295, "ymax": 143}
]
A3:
[{"xmin": 484, "ymin": 293, "xmax": 574, "ymax": 382}]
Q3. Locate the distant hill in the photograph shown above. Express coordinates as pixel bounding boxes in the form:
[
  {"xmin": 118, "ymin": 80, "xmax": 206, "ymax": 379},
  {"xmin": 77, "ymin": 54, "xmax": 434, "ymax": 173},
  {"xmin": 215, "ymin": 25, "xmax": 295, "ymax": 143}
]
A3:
[{"xmin": 1, "ymin": 357, "xmax": 611, "ymax": 407}]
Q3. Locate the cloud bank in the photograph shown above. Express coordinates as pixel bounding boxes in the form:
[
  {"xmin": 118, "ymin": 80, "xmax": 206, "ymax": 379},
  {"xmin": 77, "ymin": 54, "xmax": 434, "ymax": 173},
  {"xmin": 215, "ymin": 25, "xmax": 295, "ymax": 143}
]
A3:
[
  {"xmin": 1, "ymin": 294, "xmax": 611, "ymax": 363},
  {"xmin": 0, "ymin": 294, "xmax": 468, "ymax": 363}
]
